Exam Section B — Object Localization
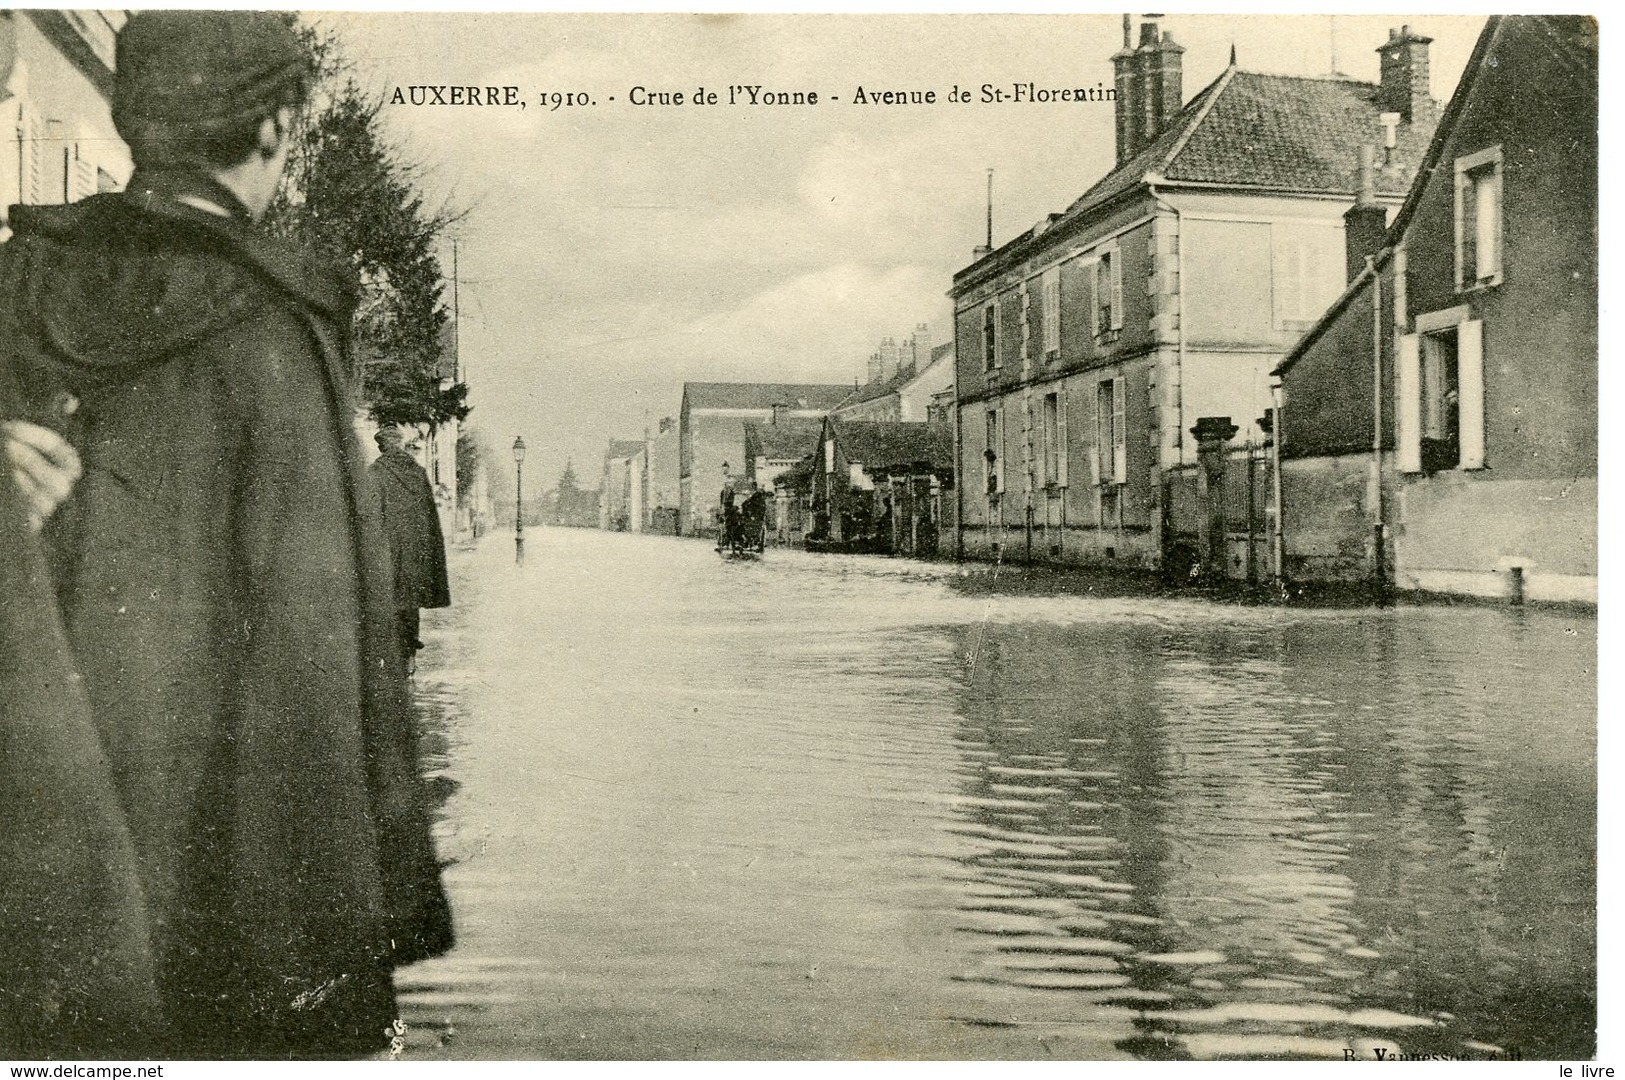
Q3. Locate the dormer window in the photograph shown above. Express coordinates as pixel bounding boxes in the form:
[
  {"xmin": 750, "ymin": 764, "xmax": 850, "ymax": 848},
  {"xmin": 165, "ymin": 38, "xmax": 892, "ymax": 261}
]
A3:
[{"xmin": 1455, "ymin": 145, "xmax": 1504, "ymax": 290}]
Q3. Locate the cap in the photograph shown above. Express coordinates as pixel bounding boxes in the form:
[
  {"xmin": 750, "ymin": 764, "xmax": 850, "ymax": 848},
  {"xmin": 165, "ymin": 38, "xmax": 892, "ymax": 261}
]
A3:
[{"xmin": 113, "ymin": 11, "xmax": 309, "ymax": 152}]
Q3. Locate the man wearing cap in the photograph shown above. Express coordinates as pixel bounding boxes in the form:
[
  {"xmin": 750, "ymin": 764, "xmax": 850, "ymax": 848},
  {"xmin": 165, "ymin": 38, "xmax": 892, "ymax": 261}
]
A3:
[
  {"xmin": 0, "ymin": 12, "xmax": 452, "ymax": 1058},
  {"xmin": 368, "ymin": 427, "xmax": 451, "ymax": 664}
]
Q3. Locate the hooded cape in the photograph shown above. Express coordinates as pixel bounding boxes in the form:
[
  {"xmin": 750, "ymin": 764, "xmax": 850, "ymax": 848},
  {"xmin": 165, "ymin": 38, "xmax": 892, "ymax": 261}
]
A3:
[{"xmin": 0, "ymin": 175, "xmax": 453, "ymax": 1057}]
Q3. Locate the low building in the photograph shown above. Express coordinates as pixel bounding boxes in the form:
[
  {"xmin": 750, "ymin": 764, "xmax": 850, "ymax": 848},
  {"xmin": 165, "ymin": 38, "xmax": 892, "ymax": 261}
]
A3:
[
  {"xmin": 744, "ymin": 416, "xmax": 823, "ymax": 547},
  {"xmin": 1274, "ymin": 15, "xmax": 1596, "ymax": 604},
  {"xmin": 678, "ymin": 382, "xmax": 850, "ymax": 536},
  {"xmin": 646, "ymin": 417, "xmax": 680, "ymax": 534},
  {"xmin": 810, "ymin": 418, "xmax": 954, "ymax": 556},
  {"xmin": 599, "ymin": 438, "xmax": 644, "ymax": 532}
]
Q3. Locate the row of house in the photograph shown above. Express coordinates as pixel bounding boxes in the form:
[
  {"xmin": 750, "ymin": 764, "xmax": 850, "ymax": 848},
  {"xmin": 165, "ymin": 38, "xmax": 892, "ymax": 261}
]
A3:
[
  {"xmin": 946, "ymin": 14, "xmax": 1595, "ymax": 603},
  {"xmin": 595, "ymin": 15, "xmax": 1594, "ymax": 605},
  {"xmin": 598, "ymin": 328, "xmax": 958, "ymax": 553}
]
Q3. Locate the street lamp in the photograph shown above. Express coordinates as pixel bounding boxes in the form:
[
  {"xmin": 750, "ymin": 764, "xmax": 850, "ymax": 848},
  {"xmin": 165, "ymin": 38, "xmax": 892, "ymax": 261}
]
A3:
[{"xmin": 512, "ymin": 435, "xmax": 527, "ymax": 565}]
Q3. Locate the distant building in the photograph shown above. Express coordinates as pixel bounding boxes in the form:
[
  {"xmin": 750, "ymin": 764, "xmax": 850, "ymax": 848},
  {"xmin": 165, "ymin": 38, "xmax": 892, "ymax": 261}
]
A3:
[
  {"xmin": 646, "ymin": 417, "xmax": 680, "ymax": 534},
  {"xmin": 810, "ymin": 417, "xmax": 954, "ymax": 556},
  {"xmin": 835, "ymin": 335, "xmax": 956, "ymax": 424},
  {"xmin": 678, "ymin": 382, "xmax": 851, "ymax": 536},
  {"xmin": 0, "ymin": 10, "xmax": 131, "ymax": 235},
  {"xmin": 599, "ymin": 438, "xmax": 644, "ymax": 532},
  {"xmin": 950, "ymin": 17, "xmax": 1441, "ymax": 571},
  {"xmin": 1275, "ymin": 15, "xmax": 1596, "ymax": 603},
  {"xmin": 743, "ymin": 416, "xmax": 823, "ymax": 492}
]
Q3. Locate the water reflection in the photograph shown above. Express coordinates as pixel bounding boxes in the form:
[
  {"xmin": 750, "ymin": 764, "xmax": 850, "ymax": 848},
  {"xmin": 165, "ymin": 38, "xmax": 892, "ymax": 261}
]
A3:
[
  {"xmin": 948, "ymin": 607, "xmax": 1595, "ymax": 1060},
  {"xmin": 391, "ymin": 533, "xmax": 1594, "ymax": 1060}
]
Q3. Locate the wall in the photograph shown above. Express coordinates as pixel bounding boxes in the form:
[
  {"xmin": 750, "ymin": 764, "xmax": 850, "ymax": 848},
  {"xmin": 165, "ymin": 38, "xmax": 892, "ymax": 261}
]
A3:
[
  {"xmin": 1279, "ymin": 453, "xmax": 1387, "ymax": 583},
  {"xmin": 1, "ymin": 12, "xmax": 131, "ymax": 234},
  {"xmin": 1393, "ymin": 475, "xmax": 1595, "ymax": 603}
]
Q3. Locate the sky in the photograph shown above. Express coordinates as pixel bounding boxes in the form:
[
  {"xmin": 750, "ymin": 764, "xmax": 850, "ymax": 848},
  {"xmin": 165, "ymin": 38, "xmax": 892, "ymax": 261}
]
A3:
[{"xmin": 322, "ymin": 12, "xmax": 1489, "ymax": 495}]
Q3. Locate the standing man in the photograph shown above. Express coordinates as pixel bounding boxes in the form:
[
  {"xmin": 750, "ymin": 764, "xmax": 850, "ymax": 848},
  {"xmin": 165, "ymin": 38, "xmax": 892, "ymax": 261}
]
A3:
[
  {"xmin": 369, "ymin": 427, "xmax": 451, "ymax": 663},
  {"xmin": 0, "ymin": 12, "xmax": 451, "ymax": 1057}
]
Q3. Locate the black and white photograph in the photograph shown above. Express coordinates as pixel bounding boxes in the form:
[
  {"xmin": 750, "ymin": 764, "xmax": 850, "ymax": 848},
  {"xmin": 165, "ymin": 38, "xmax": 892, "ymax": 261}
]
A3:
[{"xmin": 0, "ymin": 7, "xmax": 1601, "ymax": 1067}]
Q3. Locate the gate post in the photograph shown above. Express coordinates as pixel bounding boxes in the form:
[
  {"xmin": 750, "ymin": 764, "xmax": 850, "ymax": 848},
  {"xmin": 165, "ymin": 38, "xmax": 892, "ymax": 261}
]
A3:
[{"xmin": 1191, "ymin": 416, "xmax": 1238, "ymax": 579}]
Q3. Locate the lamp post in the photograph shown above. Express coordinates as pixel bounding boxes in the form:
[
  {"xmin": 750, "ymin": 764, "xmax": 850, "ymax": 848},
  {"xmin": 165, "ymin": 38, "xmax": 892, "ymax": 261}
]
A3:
[{"xmin": 512, "ymin": 435, "xmax": 527, "ymax": 565}]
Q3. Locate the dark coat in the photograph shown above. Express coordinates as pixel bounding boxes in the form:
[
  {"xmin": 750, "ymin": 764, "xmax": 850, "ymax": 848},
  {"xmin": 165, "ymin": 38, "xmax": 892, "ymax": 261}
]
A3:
[
  {"xmin": 368, "ymin": 449, "xmax": 451, "ymax": 611},
  {"xmin": 0, "ymin": 174, "xmax": 453, "ymax": 1057}
]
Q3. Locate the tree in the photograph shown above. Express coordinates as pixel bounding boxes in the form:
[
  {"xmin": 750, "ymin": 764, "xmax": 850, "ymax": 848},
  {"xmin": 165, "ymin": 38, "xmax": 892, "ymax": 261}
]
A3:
[
  {"xmin": 265, "ymin": 21, "xmax": 470, "ymax": 430},
  {"xmin": 551, "ymin": 461, "xmax": 598, "ymax": 528}
]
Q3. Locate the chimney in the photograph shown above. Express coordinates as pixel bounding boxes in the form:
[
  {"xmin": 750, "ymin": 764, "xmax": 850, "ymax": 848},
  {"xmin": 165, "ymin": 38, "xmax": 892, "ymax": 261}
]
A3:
[
  {"xmin": 867, "ymin": 350, "xmax": 884, "ymax": 385},
  {"xmin": 771, "ymin": 402, "xmax": 789, "ymax": 425},
  {"xmin": 880, "ymin": 337, "xmax": 901, "ymax": 383},
  {"xmin": 1112, "ymin": 16, "xmax": 1141, "ymax": 166},
  {"xmin": 1376, "ymin": 25, "xmax": 1433, "ymax": 125},
  {"xmin": 1116, "ymin": 18, "xmax": 1183, "ymax": 166},
  {"xmin": 1137, "ymin": 22, "xmax": 1184, "ymax": 151},
  {"xmin": 1344, "ymin": 145, "xmax": 1387, "ymax": 282},
  {"xmin": 659, "ymin": 416, "xmax": 673, "ymax": 434}
]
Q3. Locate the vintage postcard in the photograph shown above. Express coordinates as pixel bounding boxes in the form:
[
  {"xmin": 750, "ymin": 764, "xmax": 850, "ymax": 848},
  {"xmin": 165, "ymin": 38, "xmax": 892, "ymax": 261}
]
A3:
[{"xmin": 0, "ymin": 8, "xmax": 1599, "ymax": 1067}]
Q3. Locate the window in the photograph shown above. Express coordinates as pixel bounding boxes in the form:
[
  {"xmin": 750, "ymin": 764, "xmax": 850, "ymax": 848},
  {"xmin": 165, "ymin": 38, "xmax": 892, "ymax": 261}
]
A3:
[
  {"xmin": 1419, "ymin": 329, "xmax": 1461, "ymax": 472},
  {"xmin": 1094, "ymin": 377, "xmax": 1126, "ymax": 486},
  {"xmin": 1041, "ymin": 267, "xmax": 1061, "ymax": 356},
  {"xmin": 1091, "ymin": 247, "xmax": 1123, "ymax": 338},
  {"xmin": 1042, "ymin": 391, "xmax": 1068, "ymax": 487},
  {"xmin": 984, "ymin": 408, "xmax": 1004, "ymax": 495},
  {"xmin": 1398, "ymin": 319, "xmax": 1484, "ymax": 473},
  {"xmin": 1455, "ymin": 146, "xmax": 1503, "ymax": 290},
  {"xmin": 982, "ymin": 302, "xmax": 999, "ymax": 371}
]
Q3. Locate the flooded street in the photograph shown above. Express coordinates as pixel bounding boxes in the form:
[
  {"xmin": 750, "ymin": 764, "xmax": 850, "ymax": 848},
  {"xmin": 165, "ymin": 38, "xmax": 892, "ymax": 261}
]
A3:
[{"xmin": 396, "ymin": 528, "xmax": 1595, "ymax": 1061}]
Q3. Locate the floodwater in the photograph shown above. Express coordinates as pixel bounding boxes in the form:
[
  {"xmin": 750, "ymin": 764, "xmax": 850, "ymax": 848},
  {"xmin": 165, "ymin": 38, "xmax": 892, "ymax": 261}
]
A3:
[{"xmin": 396, "ymin": 527, "xmax": 1595, "ymax": 1060}]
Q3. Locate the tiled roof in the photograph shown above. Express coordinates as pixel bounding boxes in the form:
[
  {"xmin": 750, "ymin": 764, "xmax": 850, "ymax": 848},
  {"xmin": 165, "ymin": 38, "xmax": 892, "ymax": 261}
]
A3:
[
  {"xmin": 605, "ymin": 439, "xmax": 644, "ymax": 461},
  {"xmin": 683, "ymin": 381, "xmax": 852, "ymax": 412},
  {"xmin": 835, "ymin": 344, "xmax": 955, "ymax": 410},
  {"xmin": 830, "ymin": 420, "xmax": 954, "ymax": 471},
  {"xmin": 1163, "ymin": 72, "xmax": 1431, "ymax": 195},
  {"xmin": 743, "ymin": 418, "xmax": 823, "ymax": 461},
  {"xmin": 959, "ymin": 63, "xmax": 1440, "ymax": 288}
]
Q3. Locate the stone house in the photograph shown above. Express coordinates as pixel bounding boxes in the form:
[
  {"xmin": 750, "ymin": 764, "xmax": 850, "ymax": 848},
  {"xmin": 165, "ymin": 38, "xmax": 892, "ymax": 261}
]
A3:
[
  {"xmin": 950, "ymin": 17, "xmax": 1441, "ymax": 571},
  {"xmin": 1274, "ymin": 16, "xmax": 1596, "ymax": 603}
]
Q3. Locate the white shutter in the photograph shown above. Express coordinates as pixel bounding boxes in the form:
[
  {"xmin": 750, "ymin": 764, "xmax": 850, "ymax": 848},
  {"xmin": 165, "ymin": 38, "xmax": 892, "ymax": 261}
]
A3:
[
  {"xmin": 1086, "ymin": 258, "xmax": 1100, "ymax": 338},
  {"xmin": 1056, "ymin": 388, "xmax": 1069, "ymax": 488},
  {"xmin": 1043, "ymin": 268, "xmax": 1061, "ymax": 354},
  {"xmin": 1397, "ymin": 333, "xmax": 1422, "ymax": 473},
  {"xmin": 1110, "ymin": 249, "xmax": 1124, "ymax": 331},
  {"xmin": 1111, "ymin": 376, "xmax": 1127, "ymax": 485},
  {"xmin": 1458, "ymin": 319, "xmax": 1485, "ymax": 469}
]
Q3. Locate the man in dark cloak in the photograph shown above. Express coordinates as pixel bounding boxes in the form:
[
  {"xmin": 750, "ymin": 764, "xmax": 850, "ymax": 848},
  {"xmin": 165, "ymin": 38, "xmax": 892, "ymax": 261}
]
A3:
[
  {"xmin": 369, "ymin": 427, "xmax": 452, "ymax": 660},
  {"xmin": 0, "ymin": 12, "xmax": 452, "ymax": 1058}
]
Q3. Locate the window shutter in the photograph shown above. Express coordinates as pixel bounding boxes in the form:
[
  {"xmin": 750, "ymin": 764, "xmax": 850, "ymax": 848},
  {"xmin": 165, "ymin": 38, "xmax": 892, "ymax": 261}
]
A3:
[
  {"xmin": 1056, "ymin": 388, "xmax": 1069, "ymax": 488},
  {"xmin": 1088, "ymin": 258, "xmax": 1101, "ymax": 338},
  {"xmin": 1043, "ymin": 268, "xmax": 1061, "ymax": 354},
  {"xmin": 988, "ymin": 410, "xmax": 1001, "ymax": 493},
  {"xmin": 1022, "ymin": 390, "xmax": 1035, "ymax": 494},
  {"xmin": 1110, "ymin": 250, "xmax": 1124, "ymax": 331},
  {"xmin": 1458, "ymin": 319, "xmax": 1485, "ymax": 469},
  {"xmin": 1397, "ymin": 333, "xmax": 1422, "ymax": 473},
  {"xmin": 1478, "ymin": 173, "xmax": 1501, "ymax": 279},
  {"xmin": 1111, "ymin": 375, "xmax": 1127, "ymax": 485},
  {"xmin": 1020, "ymin": 287, "xmax": 1032, "ymax": 374}
]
